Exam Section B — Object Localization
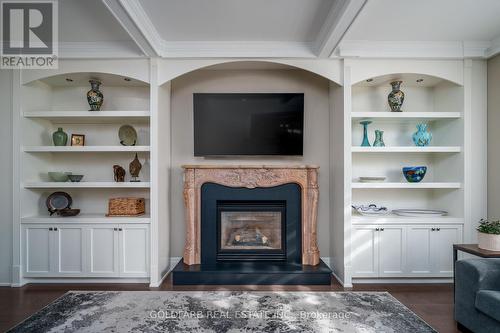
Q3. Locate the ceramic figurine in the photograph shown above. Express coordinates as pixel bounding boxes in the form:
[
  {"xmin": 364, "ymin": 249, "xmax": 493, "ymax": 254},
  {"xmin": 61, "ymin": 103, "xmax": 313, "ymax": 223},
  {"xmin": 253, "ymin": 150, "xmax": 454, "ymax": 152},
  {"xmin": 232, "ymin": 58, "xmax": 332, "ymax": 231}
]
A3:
[
  {"xmin": 373, "ymin": 130, "xmax": 385, "ymax": 147},
  {"xmin": 412, "ymin": 123, "xmax": 432, "ymax": 146},
  {"xmin": 360, "ymin": 120, "xmax": 372, "ymax": 146},
  {"xmin": 388, "ymin": 80, "xmax": 405, "ymax": 112},
  {"xmin": 113, "ymin": 165, "xmax": 126, "ymax": 182},
  {"xmin": 87, "ymin": 79, "xmax": 103, "ymax": 111},
  {"xmin": 52, "ymin": 127, "xmax": 68, "ymax": 146},
  {"xmin": 129, "ymin": 154, "xmax": 142, "ymax": 182}
]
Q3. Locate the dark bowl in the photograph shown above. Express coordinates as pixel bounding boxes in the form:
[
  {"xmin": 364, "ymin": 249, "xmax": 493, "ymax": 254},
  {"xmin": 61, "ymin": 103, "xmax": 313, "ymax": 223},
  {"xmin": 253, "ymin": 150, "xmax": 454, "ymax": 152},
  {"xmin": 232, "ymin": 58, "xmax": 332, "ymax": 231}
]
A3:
[
  {"xmin": 67, "ymin": 175, "xmax": 84, "ymax": 182},
  {"xmin": 402, "ymin": 166, "xmax": 427, "ymax": 183},
  {"xmin": 57, "ymin": 208, "xmax": 80, "ymax": 217}
]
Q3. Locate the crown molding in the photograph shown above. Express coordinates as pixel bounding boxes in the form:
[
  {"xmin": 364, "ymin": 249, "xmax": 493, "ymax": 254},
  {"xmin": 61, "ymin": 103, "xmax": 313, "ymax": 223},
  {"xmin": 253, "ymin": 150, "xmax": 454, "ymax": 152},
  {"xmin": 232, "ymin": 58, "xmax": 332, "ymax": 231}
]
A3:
[
  {"xmin": 485, "ymin": 36, "xmax": 500, "ymax": 58},
  {"xmin": 338, "ymin": 40, "xmax": 494, "ymax": 59},
  {"xmin": 314, "ymin": 0, "xmax": 367, "ymax": 58},
  {"xmin": 101, "ymin": 0, "xmax": 161, "ymax": 56},
  {"xmin": 58, "ymin": 41, "xmax": 144, "ymax": 58},
  {"xmin": 161, "ymin": 41, "xmax": 317, "ymax": 58}
]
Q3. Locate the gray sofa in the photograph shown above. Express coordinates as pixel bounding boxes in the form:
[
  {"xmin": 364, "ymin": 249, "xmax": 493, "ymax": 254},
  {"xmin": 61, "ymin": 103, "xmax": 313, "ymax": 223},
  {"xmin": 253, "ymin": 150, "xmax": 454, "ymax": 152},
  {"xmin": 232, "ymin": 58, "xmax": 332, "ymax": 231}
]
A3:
[{"xmin": 455, "ymin": 258, "xmax": 500, "ymax": 332}]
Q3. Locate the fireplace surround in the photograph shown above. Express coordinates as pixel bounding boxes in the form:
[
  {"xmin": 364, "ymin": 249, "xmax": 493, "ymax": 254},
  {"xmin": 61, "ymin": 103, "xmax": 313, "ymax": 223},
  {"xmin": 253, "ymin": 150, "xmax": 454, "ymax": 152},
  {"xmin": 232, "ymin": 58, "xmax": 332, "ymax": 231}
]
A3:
[{"xmin": 172, "ymin": 165, "xmax": 332, "ymax": 285}]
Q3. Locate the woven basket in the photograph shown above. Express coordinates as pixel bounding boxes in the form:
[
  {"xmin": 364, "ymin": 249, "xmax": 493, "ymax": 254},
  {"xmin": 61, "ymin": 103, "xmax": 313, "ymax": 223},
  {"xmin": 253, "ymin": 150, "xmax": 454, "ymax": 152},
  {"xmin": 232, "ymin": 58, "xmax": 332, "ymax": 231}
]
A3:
[{"xmin": 106, "ymin": 197, "xmax": 145, "ymax": 217}]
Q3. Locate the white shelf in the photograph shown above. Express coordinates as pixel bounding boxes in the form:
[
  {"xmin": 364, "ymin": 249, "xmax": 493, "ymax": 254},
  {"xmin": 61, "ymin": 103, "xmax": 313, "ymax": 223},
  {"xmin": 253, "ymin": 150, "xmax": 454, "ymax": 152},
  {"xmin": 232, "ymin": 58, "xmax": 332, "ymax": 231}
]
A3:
[
  {"xmin": 352, "ymin": 182, "xmax": 461, "ymax": 189},
  {"xmin": 351, "ymin": 215, "xmax": 464, "ymax": 224},
  {"xmin": 351, "ymin": 146, "xmax": 461, "ymax": 153},
  {"xmin": 21, "ymin": 214, "xmax": 151, "ymax": 224},
  {"xmin": 24, "ymin": 111, "xmax": 150, "ymax": 124},
  {"xmin": 23, "ymin": 182, "xmax": 151, "ymax": 189},
  {"xmin": 23, "ymin": 146, "xmax": 150, "ymax": 153},
  {"xmin": 351, "ymin": 112, "xmax": 461, "ymax": 120}
]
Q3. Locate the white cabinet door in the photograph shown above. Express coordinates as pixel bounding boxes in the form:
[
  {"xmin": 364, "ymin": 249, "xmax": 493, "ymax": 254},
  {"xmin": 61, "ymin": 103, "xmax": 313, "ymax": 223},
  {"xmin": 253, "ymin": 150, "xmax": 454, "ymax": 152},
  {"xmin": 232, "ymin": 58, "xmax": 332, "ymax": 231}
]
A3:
[
  {"xmin": 88, "ymin": 225, "xmax": 119, "ymax": 276},
  {"xmin": 119, "ymin": 225, "xmax": 149, "ymax": 277},
  {"xmin": 431, "ymin": 225, "xmax": 463, "ymax": 276},
  {"xmin": 351, "ymin": 226, "xmax": 378, "ymax": 277},
  {"xmin": 406, "ymin": 226, "xmax": 433, "ymax": 276},
  {"xmin": 23, "ymin": 225, "xmax": 54, "ymax": 276},
  {"xmin": 53, "ymin": 226, "xmax": 86, "ymax": 275},
  {"xmin": 378, "ymin": 227, "xmax": 405, "ymax": 276}
]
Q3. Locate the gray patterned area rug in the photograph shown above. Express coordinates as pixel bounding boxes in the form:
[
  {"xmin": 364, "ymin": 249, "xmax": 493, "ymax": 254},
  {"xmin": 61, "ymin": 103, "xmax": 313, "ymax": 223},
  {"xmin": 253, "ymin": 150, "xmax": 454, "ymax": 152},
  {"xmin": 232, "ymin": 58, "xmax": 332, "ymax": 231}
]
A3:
[{"xmin": 8, "ymin": 291, "xmax": 436, "ymax": 333}]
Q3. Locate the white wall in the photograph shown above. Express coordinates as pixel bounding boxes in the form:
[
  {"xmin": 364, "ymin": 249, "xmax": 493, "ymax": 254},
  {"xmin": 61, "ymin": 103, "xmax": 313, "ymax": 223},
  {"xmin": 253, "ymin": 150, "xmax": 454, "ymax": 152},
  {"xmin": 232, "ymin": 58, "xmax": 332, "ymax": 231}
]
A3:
[
  {"xmin": 169, "ymin": 69, "xmax": 332, "ymax": 257},
  {"xmin": 488, "ymin": 55, "xmax": 500, "ymax": 218},
  {"xmin": 0, "ymin": 69, "xmax": 12, "ymax": 284}
]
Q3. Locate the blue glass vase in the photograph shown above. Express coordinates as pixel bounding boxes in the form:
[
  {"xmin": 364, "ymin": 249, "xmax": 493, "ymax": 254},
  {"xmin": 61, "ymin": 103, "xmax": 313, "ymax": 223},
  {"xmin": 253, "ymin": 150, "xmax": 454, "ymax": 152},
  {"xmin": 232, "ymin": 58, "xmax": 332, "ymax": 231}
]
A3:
[
  {"xmin": 412, "ymin": 123, "xmax": 432, "ymax": 146},
  {"xmin": 360, "ymin": 120, "xmax": 372, "ymax": 147}
]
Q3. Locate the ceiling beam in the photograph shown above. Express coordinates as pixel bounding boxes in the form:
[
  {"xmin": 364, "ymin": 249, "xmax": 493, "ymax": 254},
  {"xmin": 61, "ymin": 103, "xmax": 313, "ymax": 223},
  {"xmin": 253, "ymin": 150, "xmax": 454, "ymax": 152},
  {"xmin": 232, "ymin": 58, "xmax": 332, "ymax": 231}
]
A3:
[
  {"xmin": 101, "ymin": 0, "xmax": 162, "ymax": 57},
  {"xmin": 314, "ymin": 0, "xmax": 367, "ymax": 58}
]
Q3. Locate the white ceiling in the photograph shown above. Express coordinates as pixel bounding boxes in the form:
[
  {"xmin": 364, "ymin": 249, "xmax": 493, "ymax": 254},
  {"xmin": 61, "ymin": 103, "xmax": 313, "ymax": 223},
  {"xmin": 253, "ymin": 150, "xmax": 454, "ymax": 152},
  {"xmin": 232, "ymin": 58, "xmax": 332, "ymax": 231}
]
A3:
[
  {"xmin": 55, "ymin": 0, "xmax": 500, "ymax": 59},
  {"xmin": 344, "ymin": 0, "xmax": 500, "ymax": 41},
  {"xmin": 59, "ymin": 0, "xmax": 131, "ymax": 42},
  {"xmin": 138, "ymin": 0, "xmax": 334, "ymax": 42}
]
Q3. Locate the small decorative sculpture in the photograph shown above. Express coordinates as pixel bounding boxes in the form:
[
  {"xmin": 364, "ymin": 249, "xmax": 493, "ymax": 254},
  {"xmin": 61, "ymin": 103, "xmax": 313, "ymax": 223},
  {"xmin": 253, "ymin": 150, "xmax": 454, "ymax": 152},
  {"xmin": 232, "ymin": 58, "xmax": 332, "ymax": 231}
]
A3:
[
  {"xmin": 360, "ymin": 120, "xmax": 372, "ymax": 146},
  {"xmin": 388, "ymin": 80, "xmax": 405, "ymax": 112},
  {"xmin": 129, "ymin": 154, "xmax": 142, "ymax": 182},
  {"xmin": 87, "ymin": 79, "xmax": 103, "ymax": 111},
  {"xmin": 113, "ymin": 165, "xmax": 126, "ymax": 182},
  {"xmin": 373, "ymin": 129, "xmax": 385, "ymax": 147}
]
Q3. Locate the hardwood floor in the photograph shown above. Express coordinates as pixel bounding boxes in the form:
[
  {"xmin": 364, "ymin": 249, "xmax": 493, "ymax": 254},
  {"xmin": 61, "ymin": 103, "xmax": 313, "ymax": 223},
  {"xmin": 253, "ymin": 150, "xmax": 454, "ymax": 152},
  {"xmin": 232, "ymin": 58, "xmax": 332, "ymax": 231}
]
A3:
[{"xmin": 0, "ymin": 276, "xmax": 458, "ymax": 333}]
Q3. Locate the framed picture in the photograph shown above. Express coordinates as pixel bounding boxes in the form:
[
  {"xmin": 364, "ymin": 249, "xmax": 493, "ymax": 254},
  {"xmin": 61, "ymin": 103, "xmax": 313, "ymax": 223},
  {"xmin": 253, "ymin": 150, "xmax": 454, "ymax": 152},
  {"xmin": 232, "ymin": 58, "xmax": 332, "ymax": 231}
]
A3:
[{"xmin": 71, "ymin": 134, "xmax": 85, "ymax": 146}]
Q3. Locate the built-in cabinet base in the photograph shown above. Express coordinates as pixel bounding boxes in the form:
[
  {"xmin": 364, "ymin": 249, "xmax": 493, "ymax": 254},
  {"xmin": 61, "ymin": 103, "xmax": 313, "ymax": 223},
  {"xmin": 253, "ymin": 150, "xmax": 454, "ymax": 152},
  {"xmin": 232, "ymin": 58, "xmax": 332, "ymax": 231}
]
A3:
[
  {"xmin": 172, "ymin": 258, "xmax": 332, "ymax": 285},
  {"xmin": 22, "ymin": 224, "xmax": 150, "ymax": 279}
]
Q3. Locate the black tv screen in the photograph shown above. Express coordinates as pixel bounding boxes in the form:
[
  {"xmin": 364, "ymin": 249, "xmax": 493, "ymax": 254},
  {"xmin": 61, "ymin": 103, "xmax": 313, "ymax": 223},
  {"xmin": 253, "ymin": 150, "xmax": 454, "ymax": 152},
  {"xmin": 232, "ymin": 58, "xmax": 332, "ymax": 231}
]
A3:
[{"xmin": 194, "ymin": 93, "xmax": 304, "ymax": 156}]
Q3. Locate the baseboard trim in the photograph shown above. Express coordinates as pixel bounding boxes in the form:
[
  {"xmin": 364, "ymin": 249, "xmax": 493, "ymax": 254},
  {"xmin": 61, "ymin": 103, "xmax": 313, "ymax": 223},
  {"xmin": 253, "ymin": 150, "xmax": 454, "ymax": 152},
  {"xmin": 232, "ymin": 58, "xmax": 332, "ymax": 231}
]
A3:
[
  {"xmin": 22, "ymin": 278, "xmax": 150, "ymax": 284},
  {"xmin": 0, "ymin": 282, "xmax": 11, "ymax": 287},
  {"xmin": 353, "ymin": 278, "xmax": 453, "ymax": 284}
]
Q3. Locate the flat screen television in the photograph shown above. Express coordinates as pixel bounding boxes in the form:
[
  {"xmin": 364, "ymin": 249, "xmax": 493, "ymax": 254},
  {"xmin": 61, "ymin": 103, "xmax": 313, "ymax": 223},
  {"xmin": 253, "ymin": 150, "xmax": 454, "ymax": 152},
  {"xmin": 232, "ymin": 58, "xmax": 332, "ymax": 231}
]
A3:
[{"xmin": 193, "ymin": 93, "xmax": 304, "ymax": 156}]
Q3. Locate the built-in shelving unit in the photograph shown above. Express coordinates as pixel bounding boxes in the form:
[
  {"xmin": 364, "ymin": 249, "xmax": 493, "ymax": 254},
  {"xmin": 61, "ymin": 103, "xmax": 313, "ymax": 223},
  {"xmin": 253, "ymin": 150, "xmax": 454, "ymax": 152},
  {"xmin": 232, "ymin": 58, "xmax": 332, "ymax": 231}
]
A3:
[
  {"xmin": 19, "ymin": 71, "xmax": 151, "ymax": 222},
  {"xmin": 348, "ymin": 70, "xmax": 466, "ymax": 282}
]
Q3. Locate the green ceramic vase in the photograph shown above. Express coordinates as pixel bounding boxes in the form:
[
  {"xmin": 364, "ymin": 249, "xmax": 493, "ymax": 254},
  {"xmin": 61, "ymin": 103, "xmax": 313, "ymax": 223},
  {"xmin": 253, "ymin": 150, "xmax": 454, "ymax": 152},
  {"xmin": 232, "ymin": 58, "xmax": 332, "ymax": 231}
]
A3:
[{"xmin": 52, "ymin": 127, "xmax": 68, "ymax": 146}]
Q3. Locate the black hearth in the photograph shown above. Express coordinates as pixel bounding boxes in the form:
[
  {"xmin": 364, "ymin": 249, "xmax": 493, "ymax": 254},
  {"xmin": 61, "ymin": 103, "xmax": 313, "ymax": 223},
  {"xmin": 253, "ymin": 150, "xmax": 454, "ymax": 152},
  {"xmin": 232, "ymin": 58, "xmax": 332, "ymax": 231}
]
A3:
[{"xmin": 172, "ymin": 183, "xmax": 332, "ymax": 285}]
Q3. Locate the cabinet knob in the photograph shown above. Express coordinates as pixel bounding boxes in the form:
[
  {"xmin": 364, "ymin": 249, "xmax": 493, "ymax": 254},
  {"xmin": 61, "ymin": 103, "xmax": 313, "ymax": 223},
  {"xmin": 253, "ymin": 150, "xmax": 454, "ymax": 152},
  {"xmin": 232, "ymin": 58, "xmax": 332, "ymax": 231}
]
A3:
[
  {"xmin": 375, "ymin": 228, "xmax": 379, "ymax": 231},
  {"xmin": 54, "ymin": 227, "xmax": 57, "ymax": 231},
  {"xmin": 49, "ymin": 228, "xmax": 53, "ymax": 231},
  {"xmin": 119, "ymin": 228, "xmax": 123, "ymax": 231},
  {"xmin": 380, "ymin": 228, "xmax": 384, "ymax": 231},
  {"xmin": 431, "ymin": 228, "xmax": 435, "ymax": 231},
  {"xmin": 114, "ymin": 228, "xmax": 118, "ymax": 231},
  {"xmin": 437, "ymin": 228, "xmax": 441, "ymax": 231}
]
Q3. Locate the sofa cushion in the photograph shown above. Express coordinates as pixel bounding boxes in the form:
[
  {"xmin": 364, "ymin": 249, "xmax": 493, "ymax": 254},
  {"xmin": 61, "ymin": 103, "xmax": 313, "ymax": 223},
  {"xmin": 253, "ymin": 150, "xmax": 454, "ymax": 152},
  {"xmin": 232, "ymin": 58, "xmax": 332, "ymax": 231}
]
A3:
[{"xmin": 476, "ymin": 290, "xmax": 500, "ymax": 322}]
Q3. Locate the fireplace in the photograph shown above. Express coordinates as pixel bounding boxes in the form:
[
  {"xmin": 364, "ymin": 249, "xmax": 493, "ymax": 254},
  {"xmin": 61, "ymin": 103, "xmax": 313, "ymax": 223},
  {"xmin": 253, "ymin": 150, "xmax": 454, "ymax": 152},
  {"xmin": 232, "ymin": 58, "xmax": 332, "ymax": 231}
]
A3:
[
  {"xmin": 172, "ymin": 165, "xmax": 332, "ymax": 285},
  {"xmin": 218, "ymin": 202, "xmax": 285, "ymax": 260}
]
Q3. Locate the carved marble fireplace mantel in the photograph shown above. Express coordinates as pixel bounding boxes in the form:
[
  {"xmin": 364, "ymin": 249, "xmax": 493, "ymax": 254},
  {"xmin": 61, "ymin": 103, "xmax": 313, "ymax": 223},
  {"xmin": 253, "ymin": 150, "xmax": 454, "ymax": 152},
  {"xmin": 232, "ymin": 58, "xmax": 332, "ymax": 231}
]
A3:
[{"xmin": 182, "ymin": 165, "xmax": 320, "ymax": 266}]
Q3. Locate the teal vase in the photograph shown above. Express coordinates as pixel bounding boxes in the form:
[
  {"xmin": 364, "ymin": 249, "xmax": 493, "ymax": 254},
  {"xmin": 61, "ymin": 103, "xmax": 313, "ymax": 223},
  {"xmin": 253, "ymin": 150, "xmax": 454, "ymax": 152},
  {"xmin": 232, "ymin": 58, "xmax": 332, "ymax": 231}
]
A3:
[
  {"xmin": 412, "ymin": 123, "xmax": 432, "ymax": 146},
  {"xmin": 373, "ymin": 130, "xmax": 385, "ymax": 147},
  {"xmin": 360, "ymin": 120, "xmax": 372, "ymax": 147},
  {"xmin": 52, "ymin": 127, "xmax": 68, "ymax": 146}
]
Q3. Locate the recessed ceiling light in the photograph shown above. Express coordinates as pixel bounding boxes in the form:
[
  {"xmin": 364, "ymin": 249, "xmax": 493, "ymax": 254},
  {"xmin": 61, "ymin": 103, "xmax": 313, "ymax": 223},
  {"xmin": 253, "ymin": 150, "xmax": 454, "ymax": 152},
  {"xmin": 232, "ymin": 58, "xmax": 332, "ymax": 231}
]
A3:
[
  {"xmin": 124, "ymin": 78, "xmax": 131, "ymax": 82},
  {"xmin": 65, "ymin": 78, "xmax": 73, "ymax": 82},
  {"xmin": 366, "ymin": 78, "xmax": 373, "ymax": 82},
  {"xmin": 416, "ymin": 79, "xmax": 424, "ymax": 83}
]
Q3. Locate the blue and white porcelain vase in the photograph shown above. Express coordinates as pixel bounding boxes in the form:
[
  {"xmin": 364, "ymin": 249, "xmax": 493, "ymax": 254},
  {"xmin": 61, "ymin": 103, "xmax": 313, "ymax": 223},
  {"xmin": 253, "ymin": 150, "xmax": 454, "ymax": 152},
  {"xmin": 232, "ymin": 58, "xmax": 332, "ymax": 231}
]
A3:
[{"xmin": 412, "ymin": 123, "xmax": 432, "ymax": 146}]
